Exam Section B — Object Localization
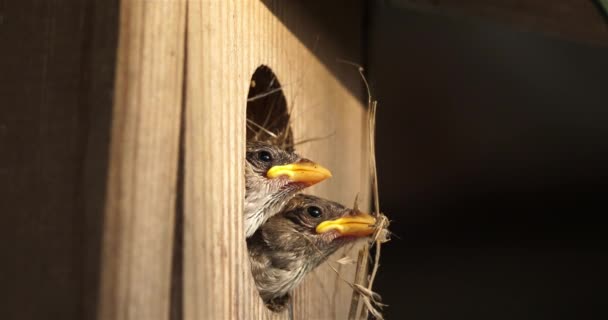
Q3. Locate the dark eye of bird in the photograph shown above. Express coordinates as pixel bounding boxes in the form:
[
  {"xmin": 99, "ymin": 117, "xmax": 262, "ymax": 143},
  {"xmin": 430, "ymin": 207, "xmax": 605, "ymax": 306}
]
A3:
[
  {"xmin": 307, "ymin": 206, "xmax": 322, "ymax": 218},
  {"xmin": 258, "ymin": 150, "xmax": 272, "ymax": 162}
]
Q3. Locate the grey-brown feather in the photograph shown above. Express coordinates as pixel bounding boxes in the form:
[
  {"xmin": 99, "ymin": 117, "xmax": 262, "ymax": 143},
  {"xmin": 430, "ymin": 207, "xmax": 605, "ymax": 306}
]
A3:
[
  {"xmin": 244, "ymin": 141, "xmax": 305, "ymax": 237},
  {"xmin": 247, "ymin": 195, "xmax": 359, "ymax": 310}
]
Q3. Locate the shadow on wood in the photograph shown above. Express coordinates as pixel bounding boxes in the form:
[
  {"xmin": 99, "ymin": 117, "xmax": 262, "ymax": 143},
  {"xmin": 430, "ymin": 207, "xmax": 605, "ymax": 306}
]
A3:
[
  {"xmin": 0, "ymin": 1, "xmax": 119, "ymax": 319},
  {"xmin": 246, "ymin": 65, "xmax": 294, "ymax": 150}
]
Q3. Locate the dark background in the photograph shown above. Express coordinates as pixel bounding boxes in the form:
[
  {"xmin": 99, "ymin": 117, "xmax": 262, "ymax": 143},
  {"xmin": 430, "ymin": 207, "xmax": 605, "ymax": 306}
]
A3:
[{"xmin": 369, "ymin": 3, "xmax": 608, "ymax": 320}]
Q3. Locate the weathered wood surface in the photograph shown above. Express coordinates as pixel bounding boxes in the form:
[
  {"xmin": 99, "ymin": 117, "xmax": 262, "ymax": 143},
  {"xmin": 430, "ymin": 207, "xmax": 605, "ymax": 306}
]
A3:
[
  {"xmin": 0, "ymin": 1, "xmax": 118, "ymax": 319},
  {"xmin": 184, "ymin": 1, "xmax": 368, "ymax": 319},
  {"xmin": 389, "ymin": 0, "xmax": 608, "ymax": 46},
  {"xmin": 1, "ymin": 0, "xmax": 366, "ymax": 319},
  {"xmin": 98, "ymin": 1, "xmax": 186, "ymax": 320}
]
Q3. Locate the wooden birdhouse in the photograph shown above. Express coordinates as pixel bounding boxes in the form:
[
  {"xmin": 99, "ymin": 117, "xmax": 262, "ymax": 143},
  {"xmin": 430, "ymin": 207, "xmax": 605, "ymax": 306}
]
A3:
[
  {"xmin": 100, "ymin": 1, "xmax": 371, "ymax": 319},
  {"xmin": 7, "ymin": 0, "xmax": 606, "ymax": 319},
  {"xmin": 2, "ymin": 1, "xmax": 370, "ymax": 319}
]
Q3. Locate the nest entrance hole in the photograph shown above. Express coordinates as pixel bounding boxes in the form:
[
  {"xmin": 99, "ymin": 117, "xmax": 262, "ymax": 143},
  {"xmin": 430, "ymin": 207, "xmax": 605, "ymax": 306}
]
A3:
[
  {"xmin": 246, "ymin": 65, "xmax": 293, "ymax": 150},
  {"xmin": 245, "ymin": 65, "xmax": 294, "ymax": 313}
]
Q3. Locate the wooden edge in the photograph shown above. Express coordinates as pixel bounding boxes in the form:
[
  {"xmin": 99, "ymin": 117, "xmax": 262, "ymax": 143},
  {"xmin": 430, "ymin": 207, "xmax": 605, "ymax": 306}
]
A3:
[{"xmin": 98, "ymin": 1, "xmax": 186, "ymax": 319}]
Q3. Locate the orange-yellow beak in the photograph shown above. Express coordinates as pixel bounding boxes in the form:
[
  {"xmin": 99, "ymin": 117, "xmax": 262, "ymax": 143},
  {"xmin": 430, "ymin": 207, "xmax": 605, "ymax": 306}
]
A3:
[
  {"xmin": 266, "ymin": 160, "xmax": 332, "ymax": 186},
  {"xmin": 315, "ymin": 212, "xmax": 376, "ymax": 237}
]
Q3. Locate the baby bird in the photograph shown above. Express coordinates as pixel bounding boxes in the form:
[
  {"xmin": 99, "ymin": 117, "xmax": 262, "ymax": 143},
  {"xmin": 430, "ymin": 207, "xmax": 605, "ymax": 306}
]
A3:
[
  {"xmin": 247, "ymin": 194, "xmax": 376, "ymax": 312},
  {"xmin": 245, "ymin": 141, "xmax": 332, "ymax": 237}
]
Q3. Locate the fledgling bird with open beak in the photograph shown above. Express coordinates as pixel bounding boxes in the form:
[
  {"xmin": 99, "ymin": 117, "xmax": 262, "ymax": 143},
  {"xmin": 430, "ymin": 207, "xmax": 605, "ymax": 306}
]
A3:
[
  {"xmin": 247, "ymin": 194, "xmax": 377, "ymax": 312},
  {"xmin": 245, "ymin": 141, "xmax": 332, "ymax": 237}
]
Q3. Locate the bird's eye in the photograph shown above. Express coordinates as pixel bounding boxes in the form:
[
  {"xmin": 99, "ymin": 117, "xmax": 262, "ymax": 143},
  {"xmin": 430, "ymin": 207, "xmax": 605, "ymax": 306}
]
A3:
[
  {"xmin": 307, "ymin": 206, "xmax": 322, "ymax": 218},
  {"xmin": 258, "ymin": 150, "xmax": 272, "ymax": 162}
]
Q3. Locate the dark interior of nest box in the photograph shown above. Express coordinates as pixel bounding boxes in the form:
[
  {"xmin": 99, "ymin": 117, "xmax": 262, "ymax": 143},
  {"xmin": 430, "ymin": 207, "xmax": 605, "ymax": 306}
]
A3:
[
  {"xmin": 246, "ymin": 65, "xmax": 294, "ymax": 150},
  {"xmin": 245, "ymin": 65, "xmax": 294, "ymax": 311}
]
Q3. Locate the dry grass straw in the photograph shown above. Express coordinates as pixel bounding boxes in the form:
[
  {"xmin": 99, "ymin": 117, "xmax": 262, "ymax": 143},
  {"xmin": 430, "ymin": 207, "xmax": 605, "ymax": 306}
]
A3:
[{"xmin": 339, "ymin": 60, "xmax": 391, "ymax": 320}]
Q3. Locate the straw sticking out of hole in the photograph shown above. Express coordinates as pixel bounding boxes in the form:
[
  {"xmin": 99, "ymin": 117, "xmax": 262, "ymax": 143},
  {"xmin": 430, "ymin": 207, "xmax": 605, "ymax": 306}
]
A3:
[
  {"xmin": 246, "ymin": 86, "xmax": 284, "ymax": 102},
  {"xmin": 247, "ymin": 119, "xmax": 279, "ymax": 139},
  {"xmin": 336, "ymin": 256, "xmax": 356, "ymax": 265},
  {"xmin": 338, "ymin": 59, "xmax": 391, "ymax": 320}
]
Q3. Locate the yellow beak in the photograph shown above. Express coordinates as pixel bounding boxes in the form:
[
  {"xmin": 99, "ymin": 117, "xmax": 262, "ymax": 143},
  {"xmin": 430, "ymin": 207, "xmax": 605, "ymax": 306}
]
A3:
[
  {"xmin": 266, "ymin": 161, "xmax": 332, "ymax": 185},
  {"xmin": 315, "ymin": 212, "xmax": 376, "ymax": 237}
]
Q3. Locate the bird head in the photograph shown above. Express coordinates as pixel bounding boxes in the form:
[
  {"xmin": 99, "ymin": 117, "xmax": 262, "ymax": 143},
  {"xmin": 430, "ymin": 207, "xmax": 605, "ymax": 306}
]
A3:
[
  {"xmin": 247, "ymin": 194, "xmax": 377, "ymax": 310},
  {"xmin": 246, "ymin": 141, "xmax": 332, "ymax": 191},
  {"xmin": 259, "ymin": 194, "xmax": 377, "ymax": 261}
]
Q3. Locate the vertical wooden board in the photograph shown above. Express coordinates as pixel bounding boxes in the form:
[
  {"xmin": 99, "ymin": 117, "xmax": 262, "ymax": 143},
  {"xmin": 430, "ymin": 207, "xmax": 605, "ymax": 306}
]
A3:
[
  {"xmin": 98, "ymin": 1, "xmax": 186, "ymax": 320},
  {"xmin": 0, "ymin": 1, "xmax": 91, "ymax": 319},
  {"xmin": 185, "ymin": 1, "xmax": 367, "ymax": 319},
  {"xmin": 82, "ymin": 1, "xmax": 121, "ymax": 319}
]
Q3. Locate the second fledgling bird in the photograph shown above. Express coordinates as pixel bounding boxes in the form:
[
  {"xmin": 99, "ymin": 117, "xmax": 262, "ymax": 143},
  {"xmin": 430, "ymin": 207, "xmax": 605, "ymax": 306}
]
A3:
[
  {"xmin": 247, "ymin": 194, "xmax": 377, "ymax": 312},
  {"xmin": 245, "ymin": 141, "xmax": 332, "ymax": 237}
]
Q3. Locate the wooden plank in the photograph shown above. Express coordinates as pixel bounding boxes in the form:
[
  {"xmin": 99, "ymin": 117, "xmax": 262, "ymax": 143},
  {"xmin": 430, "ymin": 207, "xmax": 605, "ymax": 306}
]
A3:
[
  {"xmin": 82, "ymin": 3, "xmax": 121, "ymax": 320},
  {"xmin": 0, "ymin": 1, "xmax": 88, "ymax": 318},
  {"xmin": 184, "ymin": 1, "xmax": 368, "ymax": 319},
  {"xmin": 97, "ymin": 1, "xmax": 186, "ymax": 320},
  {"xmin": 0, "ymin": 1, "xmax": 118, "ymax": 319},
  {"xmin": 389, "ymin": 0, "xmax": 608, "ymax": 46}
]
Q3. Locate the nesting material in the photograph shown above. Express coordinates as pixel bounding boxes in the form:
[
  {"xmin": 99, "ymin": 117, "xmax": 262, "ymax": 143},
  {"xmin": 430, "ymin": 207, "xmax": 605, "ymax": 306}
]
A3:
[
  {"xmin": 246, "ymin": 62, "xmax": 390, "ymax": 318},
  {"xmin": 340, "ymin": 61, "xmax": 391, "ymax": 320}
]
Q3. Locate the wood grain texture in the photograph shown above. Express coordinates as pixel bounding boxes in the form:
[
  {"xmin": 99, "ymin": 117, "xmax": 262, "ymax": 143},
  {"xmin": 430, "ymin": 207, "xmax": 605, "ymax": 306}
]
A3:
[
  {"xmin": 0, "ymin": 0, "xmax": 118, "ymax": 319},
  {"xmin": 389, "ymin": 0, "xmax": 608, "ymax": 46},
  {"xmin": 2, "ymin": 0, "xmax": 365, "ymax": 318},
  {"xmin": 184, "ymin": 1, "xmax": 368, "ymax": 319},
  {"xmin": 98, "ymin": 1, "xmax": 186, "ymax": 320}
]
